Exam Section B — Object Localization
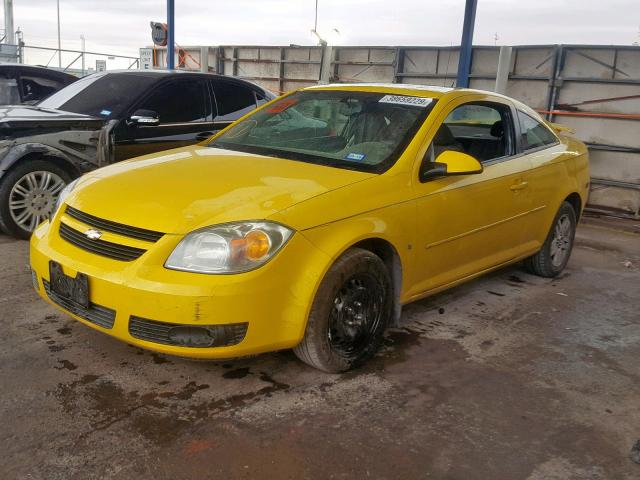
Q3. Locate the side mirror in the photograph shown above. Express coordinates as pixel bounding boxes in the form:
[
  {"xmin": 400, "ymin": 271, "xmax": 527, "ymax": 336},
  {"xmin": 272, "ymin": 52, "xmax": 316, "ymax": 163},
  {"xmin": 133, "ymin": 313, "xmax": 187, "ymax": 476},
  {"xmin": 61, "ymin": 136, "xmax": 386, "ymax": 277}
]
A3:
[
  {"xmin": 127, "ymin": 109, "xmax": 159, "ymax": 126},
  {"xmin": 419, "ymin": 150, "xmax": 483, "ymax": 182}
]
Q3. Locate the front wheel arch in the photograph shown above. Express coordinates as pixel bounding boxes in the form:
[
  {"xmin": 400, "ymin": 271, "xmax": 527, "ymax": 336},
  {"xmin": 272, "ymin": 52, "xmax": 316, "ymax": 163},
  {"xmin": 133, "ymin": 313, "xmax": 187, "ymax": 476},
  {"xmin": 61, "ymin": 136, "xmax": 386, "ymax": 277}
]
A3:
[
  {"xmin": 3, "ymin": 152, "xmax": 81, "ymax": 181},
  {"xmin": 1, "ymin": 144, "xmax": 81, "ymax": 181},
  {"xmin": 351, "ymin": 238, "xmax": 403, "ymax": 326},
  {"xmin": 0, "ymin": 159, "xmax": 73, "ymax": 238},
  {"xmin": 294, "ymin": 247, "xmax": 394, "ymax": 372}
]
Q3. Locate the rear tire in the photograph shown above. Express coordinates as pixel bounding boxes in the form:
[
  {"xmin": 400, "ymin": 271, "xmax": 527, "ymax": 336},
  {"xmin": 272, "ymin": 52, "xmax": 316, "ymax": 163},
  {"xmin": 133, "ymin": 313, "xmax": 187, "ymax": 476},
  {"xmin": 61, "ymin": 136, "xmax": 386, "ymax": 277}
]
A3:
[
  {"xmin": 0, "ymin": 160, "xmax": 71, "ymax": 239},
  {"xmin": 524, "ymin": 201, "xmax": 577, "ymax": 278},
  {"xmin": 294, "ymin": 248, "xmax": 393, "ymax": 373}
]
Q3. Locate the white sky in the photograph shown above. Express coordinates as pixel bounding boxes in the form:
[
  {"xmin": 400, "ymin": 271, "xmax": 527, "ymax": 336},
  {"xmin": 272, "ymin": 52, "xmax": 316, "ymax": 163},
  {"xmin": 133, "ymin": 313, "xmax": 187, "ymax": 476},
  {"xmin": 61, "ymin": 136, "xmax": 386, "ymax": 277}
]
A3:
[{"xmin": 3, "ymin": 0, "xmax": 639, "ymax": 68}]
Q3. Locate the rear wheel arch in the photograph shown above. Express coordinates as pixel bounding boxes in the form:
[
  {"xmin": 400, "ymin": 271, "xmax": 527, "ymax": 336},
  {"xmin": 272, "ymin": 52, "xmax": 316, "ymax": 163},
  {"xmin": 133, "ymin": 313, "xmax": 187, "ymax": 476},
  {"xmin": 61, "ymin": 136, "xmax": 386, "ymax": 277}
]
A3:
[
  {"xmin": 525, "ymin": 201, "xmax": 577, "ymax": 278},
  {"xmin": 564, "ymin": 192, "xmax": 582, "ymax": 221}
]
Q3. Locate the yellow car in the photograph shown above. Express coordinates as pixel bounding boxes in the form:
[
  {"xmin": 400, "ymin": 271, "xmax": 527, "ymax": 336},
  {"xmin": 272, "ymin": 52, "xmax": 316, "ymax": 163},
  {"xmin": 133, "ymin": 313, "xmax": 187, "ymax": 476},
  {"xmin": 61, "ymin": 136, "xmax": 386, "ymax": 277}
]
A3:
[{"xmin": 30, "ymin": 84, "xmax": 589, "ymax": 372}]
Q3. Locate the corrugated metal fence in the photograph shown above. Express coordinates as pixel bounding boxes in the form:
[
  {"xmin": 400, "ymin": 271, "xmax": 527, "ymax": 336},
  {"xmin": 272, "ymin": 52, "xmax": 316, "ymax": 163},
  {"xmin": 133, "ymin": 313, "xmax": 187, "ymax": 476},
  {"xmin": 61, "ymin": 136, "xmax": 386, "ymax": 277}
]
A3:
[{"xmin": 154, "ymin": 44, "xmax": 640, "ymax": 217}]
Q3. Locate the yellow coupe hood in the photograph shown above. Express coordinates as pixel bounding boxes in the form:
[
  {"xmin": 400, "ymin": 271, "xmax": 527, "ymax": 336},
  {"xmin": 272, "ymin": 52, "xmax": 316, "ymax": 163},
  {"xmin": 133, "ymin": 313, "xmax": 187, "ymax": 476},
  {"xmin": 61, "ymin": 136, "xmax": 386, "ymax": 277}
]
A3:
[{"xmin": 67, "ymin": 146, "xmax": 373, "ymax": 234}]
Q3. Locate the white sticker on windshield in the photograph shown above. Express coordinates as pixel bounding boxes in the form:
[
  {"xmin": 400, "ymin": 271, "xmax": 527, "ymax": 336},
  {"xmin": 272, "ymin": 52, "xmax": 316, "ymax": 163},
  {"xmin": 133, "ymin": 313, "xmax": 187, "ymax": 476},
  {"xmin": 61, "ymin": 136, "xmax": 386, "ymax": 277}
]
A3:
[{"xmin": 379, "ymin": 95, "xmax": 432, "ymax": 108}]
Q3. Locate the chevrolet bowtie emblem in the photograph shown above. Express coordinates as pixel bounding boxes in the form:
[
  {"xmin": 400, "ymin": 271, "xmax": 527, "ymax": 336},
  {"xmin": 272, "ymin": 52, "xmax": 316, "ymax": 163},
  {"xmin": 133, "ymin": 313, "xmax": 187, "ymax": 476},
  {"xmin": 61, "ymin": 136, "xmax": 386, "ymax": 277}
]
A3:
[{"xmin": 85, "ymin": 229, "xmax": 103, "ymax": 240}]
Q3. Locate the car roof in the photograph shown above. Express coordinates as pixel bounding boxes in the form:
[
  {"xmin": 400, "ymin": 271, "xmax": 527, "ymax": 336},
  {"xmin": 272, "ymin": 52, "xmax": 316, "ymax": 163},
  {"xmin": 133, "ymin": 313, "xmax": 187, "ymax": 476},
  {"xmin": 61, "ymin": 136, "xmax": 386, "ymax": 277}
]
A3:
[
  {"xmin": 305, "ymin": 83, "xmax": 455, "ymax": 99},
  {"xmin": 81, "ymin": 69, "xmax": 270, "ymax": 93},
  {"xmin": 304, "ymin": 83, "xmax": 529, "ymax": 104},
  {"xmin": 0, "ymin": 63, "xmax": 77, "ymax": 80}
]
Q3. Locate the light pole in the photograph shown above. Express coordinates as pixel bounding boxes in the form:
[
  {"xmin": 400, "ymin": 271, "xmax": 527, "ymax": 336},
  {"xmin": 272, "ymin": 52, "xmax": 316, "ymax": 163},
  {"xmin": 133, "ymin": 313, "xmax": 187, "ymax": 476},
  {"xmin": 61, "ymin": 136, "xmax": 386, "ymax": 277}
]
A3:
[
  {"xmin": 57, "ymin": 0, "xmax": 61, "ymax": 68},
  {"xmin": 314, "ymin": 0, "xmax": 318, "ymax": 32},
  {"xmin": 311, "ymin": 28, "xmax": 340, "ymax": 84},
  {"xmin": 167, "ymin": 0, "xmax": 175, "ymax": 69},
  {"xmin": 80, "ymin": 34, "xmax": 85, "ymax": 76},
  {"xmin": 456, "ymin": 0, "xmax": 478, "ymax": 88},
  {"xmin": 3, "ymin": 0, "xmax": 14, "ymax": 45}
]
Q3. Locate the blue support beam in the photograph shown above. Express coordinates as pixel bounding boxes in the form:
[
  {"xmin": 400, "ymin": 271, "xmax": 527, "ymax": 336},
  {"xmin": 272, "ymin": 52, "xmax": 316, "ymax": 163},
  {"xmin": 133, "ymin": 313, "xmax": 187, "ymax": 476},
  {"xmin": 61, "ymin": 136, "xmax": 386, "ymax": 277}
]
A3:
[
  {"xmin": 167, "ymin": 0, "xmax": 175, "ymax": 69},
  {"xmin": 456, "ymin": 0, "xmax": 478, "ymax": 88}
]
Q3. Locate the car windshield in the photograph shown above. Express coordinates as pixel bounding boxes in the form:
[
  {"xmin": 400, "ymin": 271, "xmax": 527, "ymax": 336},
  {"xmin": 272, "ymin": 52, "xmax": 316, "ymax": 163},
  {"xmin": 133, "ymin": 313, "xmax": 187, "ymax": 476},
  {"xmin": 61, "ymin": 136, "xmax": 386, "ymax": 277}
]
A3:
[
  {"xmin": 38, "ymin": 73, "xmax": 158, "ymax": 118},
  {"xmin": 209, "ymin": 90, "xmax": 435, "ymax": 173}
]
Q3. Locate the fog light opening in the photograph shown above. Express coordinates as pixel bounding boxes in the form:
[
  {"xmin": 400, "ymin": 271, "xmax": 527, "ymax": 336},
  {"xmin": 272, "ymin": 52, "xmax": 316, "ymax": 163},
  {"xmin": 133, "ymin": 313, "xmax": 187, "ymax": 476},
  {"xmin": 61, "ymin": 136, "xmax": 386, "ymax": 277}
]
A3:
[{"xmin": 168, "ymin": 326, "xmax": 215, "ymax": 347}]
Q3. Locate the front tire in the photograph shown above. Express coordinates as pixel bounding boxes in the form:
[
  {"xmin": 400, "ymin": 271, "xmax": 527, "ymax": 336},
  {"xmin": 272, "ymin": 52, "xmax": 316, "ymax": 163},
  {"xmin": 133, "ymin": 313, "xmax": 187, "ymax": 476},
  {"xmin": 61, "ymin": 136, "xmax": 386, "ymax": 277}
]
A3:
[
  {"xmin": 524, "ymin": 201, "xmax": 577, "ymax": 278},
  {"xmin": 0, "ymin": 160, "xmax": 71, "ymax": 239},
  {"xmin": 294, "ymin": 248, "xmax": 393, "ymax": 373}
]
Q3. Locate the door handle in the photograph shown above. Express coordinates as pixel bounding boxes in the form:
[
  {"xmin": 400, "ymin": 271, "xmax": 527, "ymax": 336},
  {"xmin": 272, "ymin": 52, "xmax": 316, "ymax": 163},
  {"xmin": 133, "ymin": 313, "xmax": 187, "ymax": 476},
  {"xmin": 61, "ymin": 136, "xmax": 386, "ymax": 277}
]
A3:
[
  {"xmin": 509, "ymin": 181, "xmax": 529, "ymax": 192},
  {"xmin": 196, "ymin": 131, "xmax": 214, "ymax": 141}
]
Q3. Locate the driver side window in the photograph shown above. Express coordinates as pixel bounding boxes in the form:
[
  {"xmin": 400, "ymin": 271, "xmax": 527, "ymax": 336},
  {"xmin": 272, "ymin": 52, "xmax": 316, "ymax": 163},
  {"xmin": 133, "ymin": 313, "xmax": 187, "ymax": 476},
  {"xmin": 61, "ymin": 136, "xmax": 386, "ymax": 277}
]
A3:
[{"xmin": 430, "ymin": 102, "xmax": 513, "ymax": 163}]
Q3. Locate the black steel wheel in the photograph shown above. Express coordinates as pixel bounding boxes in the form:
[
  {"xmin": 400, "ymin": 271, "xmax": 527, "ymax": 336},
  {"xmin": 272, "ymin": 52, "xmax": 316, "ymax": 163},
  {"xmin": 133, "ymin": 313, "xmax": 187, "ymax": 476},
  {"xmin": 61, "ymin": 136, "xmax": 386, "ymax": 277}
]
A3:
[
  {"xmin": 328, "ymin": 272, "xmax": 385, "ymax": 359},
  {"xmin": 294, "ymin": 248, "xmax": 392, "ymax": 373}
]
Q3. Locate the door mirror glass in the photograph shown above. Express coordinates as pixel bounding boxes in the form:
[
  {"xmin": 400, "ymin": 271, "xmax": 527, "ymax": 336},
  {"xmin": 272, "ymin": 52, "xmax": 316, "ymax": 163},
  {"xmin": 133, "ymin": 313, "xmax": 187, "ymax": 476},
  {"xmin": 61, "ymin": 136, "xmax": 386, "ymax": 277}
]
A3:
[
  {"xmin": 420, "ymin": 150, "xmax": 483, "ymax": 182},
  {"xmin": 128, "ymin": 109, "xmax": 160, "ymax": 126}
]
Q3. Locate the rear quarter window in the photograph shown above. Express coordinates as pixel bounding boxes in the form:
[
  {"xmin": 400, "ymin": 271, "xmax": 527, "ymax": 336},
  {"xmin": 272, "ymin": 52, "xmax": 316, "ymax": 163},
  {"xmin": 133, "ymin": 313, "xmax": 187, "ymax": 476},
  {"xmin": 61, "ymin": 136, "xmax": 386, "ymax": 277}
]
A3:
[
  {"xmin": 518, "ymin": 111, "xmax": 558, "ymax": 151},
  {"xmin": 212, "ymin": 81, "xmax": 258, "ymax": 121}
]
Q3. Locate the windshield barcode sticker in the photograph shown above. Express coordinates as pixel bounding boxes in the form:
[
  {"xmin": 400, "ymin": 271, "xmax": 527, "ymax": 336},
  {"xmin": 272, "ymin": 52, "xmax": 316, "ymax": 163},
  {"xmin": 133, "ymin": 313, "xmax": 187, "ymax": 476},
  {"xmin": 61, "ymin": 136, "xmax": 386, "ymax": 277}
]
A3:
[{"xmin": 379, "ymin": 95, "xmax": 432, "ymax": 107}]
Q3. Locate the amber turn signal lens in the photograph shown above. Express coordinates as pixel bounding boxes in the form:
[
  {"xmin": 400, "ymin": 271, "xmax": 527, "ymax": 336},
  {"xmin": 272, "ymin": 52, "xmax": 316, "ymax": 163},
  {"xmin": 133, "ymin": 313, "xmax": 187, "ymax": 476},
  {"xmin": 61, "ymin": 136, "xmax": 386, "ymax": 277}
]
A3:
[{"xmin": 244, "ymin": 230, "xmax": 271, "ymax": 261}]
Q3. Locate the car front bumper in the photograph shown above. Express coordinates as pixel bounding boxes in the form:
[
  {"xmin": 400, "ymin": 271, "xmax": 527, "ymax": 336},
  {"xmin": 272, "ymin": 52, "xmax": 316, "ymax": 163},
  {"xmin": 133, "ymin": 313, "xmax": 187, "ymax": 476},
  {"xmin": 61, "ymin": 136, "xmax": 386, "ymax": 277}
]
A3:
[{"xmin": 30, "ymin": 218, "xmax": 327, "ymax": 359}]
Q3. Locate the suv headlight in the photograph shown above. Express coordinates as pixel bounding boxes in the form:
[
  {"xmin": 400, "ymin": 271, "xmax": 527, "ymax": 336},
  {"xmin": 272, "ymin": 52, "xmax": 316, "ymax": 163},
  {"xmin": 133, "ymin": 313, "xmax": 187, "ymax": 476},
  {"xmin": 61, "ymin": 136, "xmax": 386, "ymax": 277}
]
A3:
[
  {"xmin": 165, "ymin": 221, "xmax": 293, "ymax": 274},
  {"xmin": 53, "ymin": 178, "xmax": 79, "ymax": 215}
]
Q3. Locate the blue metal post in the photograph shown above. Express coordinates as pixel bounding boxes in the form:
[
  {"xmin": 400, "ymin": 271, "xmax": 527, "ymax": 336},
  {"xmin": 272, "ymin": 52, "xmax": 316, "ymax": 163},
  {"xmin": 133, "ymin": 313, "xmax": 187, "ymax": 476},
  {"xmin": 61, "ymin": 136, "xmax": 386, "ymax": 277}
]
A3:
[
  {"xmin": 167, "ymin": 0, "xmax": 175, "ymax": 69},
  {"xmin": 456, "ymin": 0, "xmax": 478, "ymax": 88}
]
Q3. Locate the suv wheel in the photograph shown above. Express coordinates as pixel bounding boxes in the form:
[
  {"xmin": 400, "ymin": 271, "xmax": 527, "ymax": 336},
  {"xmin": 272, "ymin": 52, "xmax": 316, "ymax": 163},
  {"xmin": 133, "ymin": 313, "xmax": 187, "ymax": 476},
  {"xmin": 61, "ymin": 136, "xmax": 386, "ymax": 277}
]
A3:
[
  {"xmin": 294, "ymin": 248, "xmax": 393, "ymax": 373},
  {"xmin": 0, "ymin": 160, "xmax": 71, "ymax": 239}
]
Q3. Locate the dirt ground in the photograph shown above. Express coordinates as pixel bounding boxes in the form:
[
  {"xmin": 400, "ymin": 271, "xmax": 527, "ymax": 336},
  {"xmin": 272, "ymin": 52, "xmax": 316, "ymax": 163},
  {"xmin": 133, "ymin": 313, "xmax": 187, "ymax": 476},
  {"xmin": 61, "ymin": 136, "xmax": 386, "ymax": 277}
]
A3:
[{"xmin": 1, "ymin": 218, "xmax": 639, "ymax": 480}]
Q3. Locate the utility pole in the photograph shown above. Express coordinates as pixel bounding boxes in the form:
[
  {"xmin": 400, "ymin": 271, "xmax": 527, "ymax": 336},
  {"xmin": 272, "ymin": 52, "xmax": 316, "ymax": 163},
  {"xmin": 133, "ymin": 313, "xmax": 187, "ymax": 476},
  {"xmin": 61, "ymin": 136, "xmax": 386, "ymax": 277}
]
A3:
[
  {"xmin": 314, "ymin": 0, "xmax": 318, "ymax": 32},
  {"xmin": 456, "ymin": 0, "xmax": 478, "ymax": 88},
  {"xmin": 80, "ymin": 34, "xmax": 85, "ymax": 76},
  {"xmin": 167, "ymin": 0, "xmax": 175, "ymax": 69},
  {"xmin": 57, "ymin": 0, "xmax": 62, "ymax": 67},
  {"xmin": 3, "ymin": 0, "xmax": 14, "ymax": 45}
]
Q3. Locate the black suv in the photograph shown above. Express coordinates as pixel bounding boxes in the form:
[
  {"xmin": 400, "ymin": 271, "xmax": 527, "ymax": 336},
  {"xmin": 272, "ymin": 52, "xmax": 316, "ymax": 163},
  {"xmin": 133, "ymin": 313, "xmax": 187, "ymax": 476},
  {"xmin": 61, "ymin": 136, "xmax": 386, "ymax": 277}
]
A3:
[
  {"xmin": 0, "ymin": 64, "xmax": 77, "ymax": 105},
  {"xmin": 0, "ymin": 70, "xmax": 275, "ymax": 238}
]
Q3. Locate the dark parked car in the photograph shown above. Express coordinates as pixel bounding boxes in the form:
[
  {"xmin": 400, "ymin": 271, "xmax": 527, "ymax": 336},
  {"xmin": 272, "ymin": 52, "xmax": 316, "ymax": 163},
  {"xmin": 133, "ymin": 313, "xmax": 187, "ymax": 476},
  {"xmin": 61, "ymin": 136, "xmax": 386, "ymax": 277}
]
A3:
[
  {"xmin": 0, "ymin": 64, "xmax": 77, "ymax": 105},
  {"xmin": 0, "ymin": 70, "xmax": 275, "ymax": 238}
]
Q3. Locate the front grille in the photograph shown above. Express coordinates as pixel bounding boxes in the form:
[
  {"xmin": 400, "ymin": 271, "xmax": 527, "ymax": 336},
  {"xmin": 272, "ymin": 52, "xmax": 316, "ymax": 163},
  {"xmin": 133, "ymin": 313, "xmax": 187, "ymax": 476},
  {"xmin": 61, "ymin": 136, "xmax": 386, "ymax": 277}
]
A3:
[
  {"xmin": 129, "ymin": 316, "xmax": 248, "ymax": 348},
  {"xmin": 43, "ymin": 279, "xmax": 115, "ymax": 329},
  {"xmin": 59, "ymin": 222, "xmax": 146, "ymax": 261},
  {"xmin": 65, "ymin": 206, "xmax": 164, "ymax": 242}
]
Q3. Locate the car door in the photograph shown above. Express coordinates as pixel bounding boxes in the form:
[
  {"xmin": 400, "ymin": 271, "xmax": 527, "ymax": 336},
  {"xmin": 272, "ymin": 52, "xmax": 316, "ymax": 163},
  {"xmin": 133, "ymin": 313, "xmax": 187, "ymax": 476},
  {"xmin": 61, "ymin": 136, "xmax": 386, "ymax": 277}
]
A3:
[
  {"xmin": 408, "ymin": 95, "xmax": 536, "ymax": 297},
  {"xmin": 513, "ymin": 109, "xmax": 568, "ymax": 247},
  {"xmin": 113, "ymin": 76, "xmax": 215, "ymax": 161}
]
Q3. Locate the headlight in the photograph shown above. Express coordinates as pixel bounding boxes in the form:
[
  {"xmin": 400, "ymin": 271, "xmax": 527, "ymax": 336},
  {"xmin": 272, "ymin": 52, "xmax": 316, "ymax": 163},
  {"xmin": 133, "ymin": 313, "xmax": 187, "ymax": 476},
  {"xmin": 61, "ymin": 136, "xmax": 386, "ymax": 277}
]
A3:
[
  {"xmin": 165, "ymin": 221, "xmax": 293, "ymax": 274},
  {"xmin": 53, "ymin": 178, "xmax": 79, "ymax": 215}
]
